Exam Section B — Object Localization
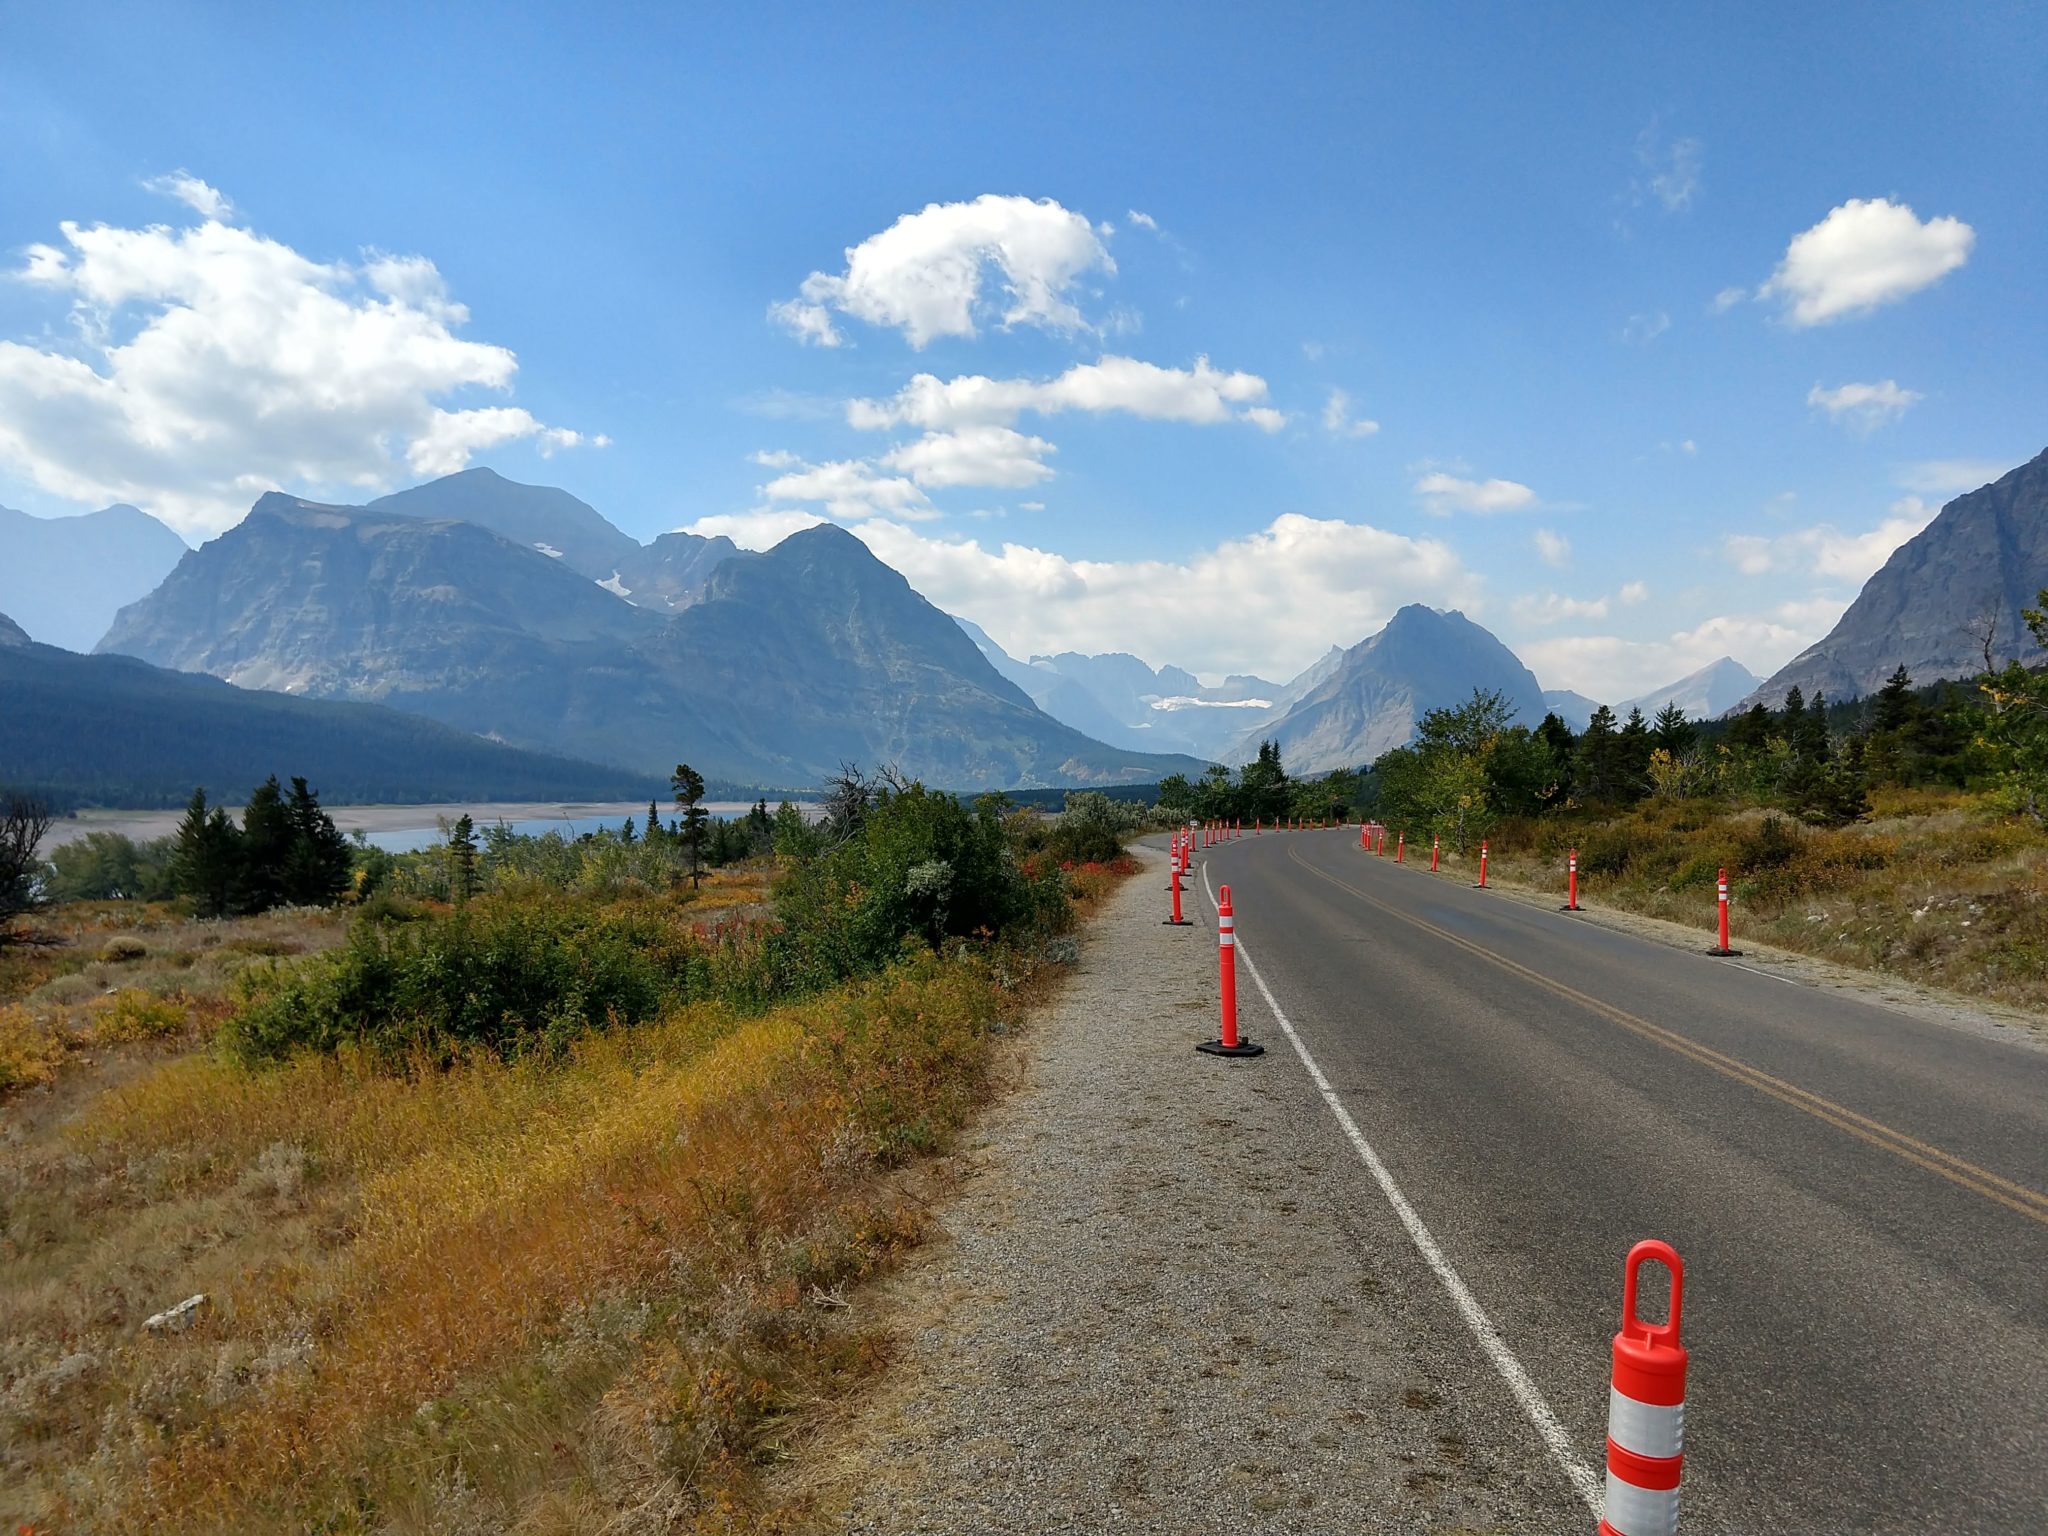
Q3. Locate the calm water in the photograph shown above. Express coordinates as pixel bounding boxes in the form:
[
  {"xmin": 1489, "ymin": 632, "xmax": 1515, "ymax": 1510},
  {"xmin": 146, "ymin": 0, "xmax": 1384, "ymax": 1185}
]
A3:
[{"xmin": 362, "ymin": 802, "xmax": 816, "ymax": 853}]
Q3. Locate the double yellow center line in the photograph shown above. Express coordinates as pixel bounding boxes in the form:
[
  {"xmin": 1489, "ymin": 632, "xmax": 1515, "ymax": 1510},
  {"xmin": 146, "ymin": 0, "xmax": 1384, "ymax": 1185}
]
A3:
[{"xmin": 1284, "ymin": 843, "xmax": 2048, "ymax": 1229}]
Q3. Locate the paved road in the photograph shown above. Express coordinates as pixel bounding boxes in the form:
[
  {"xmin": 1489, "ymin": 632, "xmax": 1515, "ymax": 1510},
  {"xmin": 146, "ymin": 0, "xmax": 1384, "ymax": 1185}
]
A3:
[{"xmin": 1176, "ymin": 826, "xmax": 2048, "ymax": 1533}]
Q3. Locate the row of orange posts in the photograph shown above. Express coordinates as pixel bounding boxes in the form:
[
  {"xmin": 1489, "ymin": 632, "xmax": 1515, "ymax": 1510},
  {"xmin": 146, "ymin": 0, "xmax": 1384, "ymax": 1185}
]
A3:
[{"xmin": 1163, "ymin": 820, "xmax": 1693, "ymax": 1533}]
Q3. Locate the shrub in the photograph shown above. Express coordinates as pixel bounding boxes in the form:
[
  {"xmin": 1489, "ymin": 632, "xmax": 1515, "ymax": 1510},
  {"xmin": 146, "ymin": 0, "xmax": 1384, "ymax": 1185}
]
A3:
[
  {"xmin": 94, "ymin": 988, "xmax": 188, "ymax": 1042},
  {"xmin": 1044, "ymin": 792, "xmax": 1144, "ymax": 865},
  {"xmin": 221, "ymin": 893, "xmax": 708, "ymax": 1065},
  {"xmin": 99, "ymin": 935, "xmax": 148, "ymax": 964}
]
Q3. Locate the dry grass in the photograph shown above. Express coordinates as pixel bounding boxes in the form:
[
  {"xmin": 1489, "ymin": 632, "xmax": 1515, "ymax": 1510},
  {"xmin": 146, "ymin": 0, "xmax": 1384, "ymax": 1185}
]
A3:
[
  {"xmin": 2, "ymin": 858, "xmax": 1134, "ymax": 1533},
  {"xmin": 1407, "ymin": 789, "xmax": 2048, "ymax": 1011}
]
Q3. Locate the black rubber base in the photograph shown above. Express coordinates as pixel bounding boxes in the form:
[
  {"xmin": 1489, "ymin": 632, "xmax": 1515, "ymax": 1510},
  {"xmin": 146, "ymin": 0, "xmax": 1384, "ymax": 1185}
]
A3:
[
  {"xmin": 1560, "ymin": 903, "xmax": 1581, "ymax": 912},
  {"xmin": 1707, "ymin": 946, "xmax": 1745, "ymax": 957},
  {"xmin": 1197, "ymin": 1038, "xmax": 1265, "ymax": 1058},
  {"xmin": 1163, "ymin": 918, "xmax": 1193, "ymax": 926}
]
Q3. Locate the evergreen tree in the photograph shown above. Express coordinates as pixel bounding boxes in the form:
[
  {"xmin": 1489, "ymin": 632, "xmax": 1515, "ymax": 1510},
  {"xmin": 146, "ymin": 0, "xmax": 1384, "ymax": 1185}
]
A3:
[
  {"xmin": 446, "ymin": 814, "xmax": 481, "ymax": 901},
  {"xmin": 281, "ymin": 777, "xmax": 352, "ymax": 906},
  {"xmin": 620, "ymin": 815, "xmax": 636, "ymax": 844},
  {"xmin": 1726, "ymin": 702, "xmax": 1772, "ymax": 753},
  {"xmin": 671, "ymin": 762, "xmax": 710, "ymax": 887},
  {"xmin": 1650, "ymin": 703, "xmax": 1698, "ymax": 757},
  {"xmin": 1874, "ymin": 666, "xmax": 1917, "ymax": 733},
  {"xmin": 1577, "ymin": 705, "xmax": 1620, "ymax": 801},
  {"xmin": 171, "ymin": 787, "xmax": 240, "ymax": 918},
  {"xmin": 237, "ymin": 775, "xmax": 294, "ymax": 913},
  {"xmin": 1535, "ymin": 712, "xmax": 1578, "ymax": 806},
  {"xmin": 645, "ymin": 797, "xmax": 665, "ymax": 844}
]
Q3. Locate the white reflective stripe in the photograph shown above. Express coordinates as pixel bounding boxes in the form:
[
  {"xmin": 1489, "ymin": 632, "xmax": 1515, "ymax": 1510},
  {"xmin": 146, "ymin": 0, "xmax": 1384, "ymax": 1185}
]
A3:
[
  {"xmin": 1218, "ymin": 917, "xmax": 1235, "ymax": 929},
  {"xmin": 1219, "ymin": 934, "xmax": 1236, "ymax": 947},
  {"xmin": 1607, "ymin": 1387, "xmax": 1683, "ymax": 1458},
  {"xmin": 1602, "ymin": 1471, "xmax": 1679, "ymax": 1536}
]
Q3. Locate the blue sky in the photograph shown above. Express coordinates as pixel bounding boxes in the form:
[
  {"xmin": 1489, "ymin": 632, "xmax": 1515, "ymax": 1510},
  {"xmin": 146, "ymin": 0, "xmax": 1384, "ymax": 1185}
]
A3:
[{"xmin": 1, "ymin": 3, "xmax": 2041, "ymax": 700}]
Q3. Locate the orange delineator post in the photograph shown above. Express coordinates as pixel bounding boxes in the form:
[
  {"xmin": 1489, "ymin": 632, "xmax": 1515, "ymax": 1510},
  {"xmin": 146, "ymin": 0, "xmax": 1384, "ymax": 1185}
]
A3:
[
  {"xmin": 1430, "ymin": 834, "xmax": 1440, "ymax": 871},
  {"xmin": 1708, "ymin": 866, "xmax": 1740, "ymax": 955},
  {"xmin": 1478, "ymin": 840, "xmax": 1489, "ymax": 888},
  {"xmin": 1375, "ymin": 826, "xmax": 1385, "ymax": 856},
  {"xmin": 1565, "ymin": 848, "xmax": 1581, "ymax": 911},
  {"xmin": 1197, "ymin": 883, "xmax": 1263, "ymax": 1058},
  {"xmin": 1599, "ymin": 1240, "xmax": 1688, "ymax": 1536},
  {"xmin": 1396, "ymin": 831, "xmax": 1404, "ymax": 863},
  {"xmin": 1165, "ymin": 854, "xmax": 1191, "ymax": 925},
  {"xmin": 1360, "ymin": 823, "xmax": 1369, "ymax": 850}
]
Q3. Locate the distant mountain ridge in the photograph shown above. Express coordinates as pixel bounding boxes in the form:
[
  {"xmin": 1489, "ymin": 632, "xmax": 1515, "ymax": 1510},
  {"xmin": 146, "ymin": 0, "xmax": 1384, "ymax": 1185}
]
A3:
[
  {"xmin": 1736, "ymin": 450, "xmax": 2044, "ymax": 711},
  {"xmin": 1, "ymin": 623, "xmax": 653, "ymax": 809},
  {"xmin": 0, "ymin": 502, "xmax": 189, "ymax": 652},
  {"xmin": 1230, "ymin": 606, "xmax": 1549, "ymax": 772},
  {"xmin": 101, "ymin": 496, "xmax": 1203, "ymax": 790},
  {"xmin": 1622, "ymin": 657, "xmax": 1759, "ymax": 721}
]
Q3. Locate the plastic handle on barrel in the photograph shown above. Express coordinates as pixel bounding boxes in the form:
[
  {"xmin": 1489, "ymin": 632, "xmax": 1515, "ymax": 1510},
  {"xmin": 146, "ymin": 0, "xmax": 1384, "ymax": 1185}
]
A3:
[{"xmin": 1620, "ymin": 1238, "xmax": 1684, "ymax": 1347}]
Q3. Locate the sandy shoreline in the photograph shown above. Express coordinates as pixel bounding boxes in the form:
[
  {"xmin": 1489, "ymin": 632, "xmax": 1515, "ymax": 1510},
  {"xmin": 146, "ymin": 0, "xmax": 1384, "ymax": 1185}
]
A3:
[{"xmin": 41, "ymin": 800, "xmax": 794, "ymax": 850}]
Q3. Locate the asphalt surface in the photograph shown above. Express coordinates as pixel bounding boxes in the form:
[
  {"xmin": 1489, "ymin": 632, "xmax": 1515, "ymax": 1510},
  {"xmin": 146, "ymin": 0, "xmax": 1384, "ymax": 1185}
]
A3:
[{"xmin": 1172, "ymin": 826, "xmax": 2048, "ymax": 1534}]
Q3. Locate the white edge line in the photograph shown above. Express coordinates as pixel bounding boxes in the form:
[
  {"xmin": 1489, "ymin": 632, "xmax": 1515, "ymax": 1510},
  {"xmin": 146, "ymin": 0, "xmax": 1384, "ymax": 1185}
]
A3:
[
  {"xmin": 1725, "ymin": 960, "xmax": 1802, "ymax": 988},
  {"xmin": 1202, "ymin": 861, "xmax": 1604, "ymax": 1515}
]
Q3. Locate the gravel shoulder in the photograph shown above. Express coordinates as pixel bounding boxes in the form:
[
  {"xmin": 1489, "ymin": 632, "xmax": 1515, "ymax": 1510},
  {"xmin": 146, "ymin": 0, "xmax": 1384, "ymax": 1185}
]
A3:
[{"xmin": 785, "ymin": 844, "xmax": 1582, "ymax": 1534}]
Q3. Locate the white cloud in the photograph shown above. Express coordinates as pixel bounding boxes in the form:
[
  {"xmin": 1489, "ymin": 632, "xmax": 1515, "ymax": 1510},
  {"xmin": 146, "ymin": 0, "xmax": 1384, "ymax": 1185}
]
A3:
[
  {"xmin": 1321, "ymin": 387, "xmax": 1380, "ymax": 439},
  {"xmin": 142, "ymin": 170, "xmax": 234, "ymax": 221},
  {"xmin": 1711, "ymin": 286, "xmax": 1747, "ymax": 314},
  {"xmin": 881, "ymin": 425, "xmax": 1056, "ymax": 489},
  {"xmin": 1415, "ymin": 471, "xmax": 1539, "ymax": 515},
  {"xmin": 1533, "ymin": 528, "xmax": 1571, "ymax": 568},
  {"xmin": 850, "ymin": 354, "xmax": 1272, "ymax": 432},
  {"xmin": 1760, "ymin": 197, "xmax": 1974, "ymax": 326},
  {"xmin": 1622, "ymin": 311, "xmax": 1671, "ymax": 344},
  {"xmin": 773, "ymin": 193, "xmax": 1113, "ymax": 349},
  {"xmin": 1722, "ymin": 496, "xmax": 1938, "ymax": 583},
  {"xmin": 1126, "ymin": 209, "xmax": 1159, "ymax": 231},
  {"xmin": 1895, "ymin": 458, "xmax": 2012, "ymax": 496},
  {"xmin": 0, "ymin": 205, "xmax": 597, "ymax": 535},
  {"xmin": 1635, "ymin": 127, "xmax": 1703, "ymax": 213},
  {"xmin": 1618, "ymin": 580, "xmax": 1649, "ymax": 605},
  {"xmin": 1513, "ymin": 592, "xmax": 1611, "ymax": 625},
  {"xmin": 1522, "ymin": 601, "xmax": 1838, "ymax": 704},
  {"xmin": 678, "ymin": 510, "xmax": 1481, "ymax": 683},
  {"xmin": 759, "ymin": 458, "xmax": 937, "ymax": 521},
  {"xmin": 1807, "ymin": 379, "xmax": 1922, "ymax": 432},
  {"xmin": 681, "ymin": 508, "xmax": 829, "ymax": 547},
  {"xmin": 1242, "ymin": 405, "xmax": 1287, "ymax": 434},
  {"xmin": 750, "ymin": 448, "xmax": 801, "ymax": 469},
  {"xmin": 1018, "ymin": 500, "xmax": 1045, "ymax": 512}
]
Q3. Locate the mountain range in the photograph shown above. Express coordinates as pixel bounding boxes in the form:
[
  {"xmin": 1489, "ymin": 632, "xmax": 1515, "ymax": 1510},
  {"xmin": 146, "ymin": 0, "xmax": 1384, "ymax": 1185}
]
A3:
[
  {"xmin": 99, "ymin": 492, "xmax": 1204, "ymax": 790},
  {"xmin": 0, "ymin": 501, "xmax": 189, "ymax": 652},
  {"xmin": 1738, "ymin": 448, "xmax": 2048, "ymax": 712}
]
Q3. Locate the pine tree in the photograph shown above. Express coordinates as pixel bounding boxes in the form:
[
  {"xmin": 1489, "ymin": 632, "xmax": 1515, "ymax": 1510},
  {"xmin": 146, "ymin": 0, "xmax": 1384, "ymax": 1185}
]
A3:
[
  {"xmin": 446, "ymin": 814, "xmax": 481, "ymax": 902},
  {"xmin": 282, "ymin": 777, "xmax": 352, "ymax": 906},
  {"xmin": 171, "ymin": 787, "xmax": 240, "ymax": 918},
  {"xmin": 645, "ymin": 797, "xmax": 665, "ymax": 844},
  {"xmin": 1650, "ymin": 703, "xmax": 1698, "ymax": 756},
  {"xmin": 671, "ymin": 763, "xmax": 709, "ymax": 887},
  {"xmin": 1875, "ymin": 666, "xmax": 1916, "ymax": 733},
  {"xmin": 236, "ymin": 776, "xmax": 293, "ymax": 913}
]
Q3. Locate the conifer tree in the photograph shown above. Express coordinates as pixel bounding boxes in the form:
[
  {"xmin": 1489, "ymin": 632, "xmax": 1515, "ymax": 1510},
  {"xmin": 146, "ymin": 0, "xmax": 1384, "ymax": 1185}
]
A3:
[
  {"xmin": 671, "ymin": 763, "xmax": 709, "ymax": 887},
  {"xmin": 171, "ymin": 787, "xmax": 240, "ymax": 918}
]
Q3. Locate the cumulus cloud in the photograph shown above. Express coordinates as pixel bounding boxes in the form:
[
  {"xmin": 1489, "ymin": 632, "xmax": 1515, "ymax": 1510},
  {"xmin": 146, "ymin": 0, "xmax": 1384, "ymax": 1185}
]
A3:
[
  {"xmin": 1760, "ymin": 198, "xmax": 1974, "ymax": 326},
  {"xmin": 1895, "ymin": 458, "xmax": 2012, "ymax": 496},
  {"xmin": 771, "ymin": 193, "xmax": 1114, "ymax": 349},
  {"xmin": 1711, "ymin": 286, "xmax": 1747, "ymax": 314},
  {"xmin": 758, "ymin": 458, "xmax": 937, "ymax": 520},
  {"xmin": 682, "ymin": 509, "xmax": 1481, "ymax": 682},
  {"xmin": 1618, "ymin": 580, "xmax": 1649, "ymax": 605},
  {"xmin": 1126, "ymin": 209, "xmax": 1159, "ymax": 231},
  {"xmin": 1415, "ymin": 471, "xmax": 1539, "ymax": 515},
  {"xmin": 1533, "ymin": 529, "xmax": 1571, "ymax": 568},
  {"xmin": 143, "ymin": 170, "xmax": 235, "ymax": 221},
  {"xmin": 1807, "ymin": 379, "xmax": 1922, "ymax": 432},
  {"xmin": 1521, "ymin": 602, "xmax": 1839, "ymax": 704},
  {"xmin": 0, "ymin": 202, "xmax": 597, "ymax": 534},
  {"xmin": 849, "ymin": 354, "xmax": 1272, "ymax": 432},
  {"xmin": 881, "ymin": 425, "xmax": 1056, "ymax": 489},
  {"xmin": 1722, "ymin": 496, "xmax": 1937, "ymax": 583},
  {"xmin": 1321, "ymin": 387, "xmax": 1380, "ymax": 438}
]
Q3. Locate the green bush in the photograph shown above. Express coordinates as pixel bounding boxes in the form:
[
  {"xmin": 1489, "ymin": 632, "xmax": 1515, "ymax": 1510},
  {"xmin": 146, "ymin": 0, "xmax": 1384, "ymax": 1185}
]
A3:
[
  {"xmin": 222, "ymin": 893, "xmax": 707, "ymax": 1064},
  {"xmin": 1043, "ymin": 791, "xmax": 1146, "ymax": 866}
]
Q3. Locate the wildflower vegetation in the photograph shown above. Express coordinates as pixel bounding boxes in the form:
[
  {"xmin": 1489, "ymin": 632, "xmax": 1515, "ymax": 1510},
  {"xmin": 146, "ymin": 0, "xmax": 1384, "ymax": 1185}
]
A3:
[{"xmin": 0, "ymin": 773, "xmax": 1139, "ymax": 1532}]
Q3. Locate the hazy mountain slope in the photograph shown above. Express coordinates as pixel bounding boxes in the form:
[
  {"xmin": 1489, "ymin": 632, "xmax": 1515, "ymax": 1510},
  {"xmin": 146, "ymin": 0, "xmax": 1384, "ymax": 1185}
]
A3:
[
  {"xmin": 1623, "ymin": 657, "xmax": 1760, "ymax": 720},
  {"xmin": 1233, "ymin": 606, "xmax": 1548, "ymax": 772},
  {"xmin": 0, "ymin": 631, "xmax": 651, "ymax": 809},
  {"xmin": 1542, "ymin": 689, "xmax": 1600, "ymax": 731},
  {"xmin": 0, "ymin": 612, "xmax": 30, "ymax": 649},
  {"xmin": 98, "ymin": 496, "xmax": 656, "ymax": 730},
  {"xmin": 370, "ymin": 467, "xmax": 641, "ymax": 580},
  {"xmin": 1735, "ymin": 450, "xmax": 2046, "ymax": 711},
  {"xmin": 605, "ymin": 526, "xmax": 1204, "ymax": 788},
  {"xmin": 0, "ymin": 502, "xmax": 189, "ymax": 652}
]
